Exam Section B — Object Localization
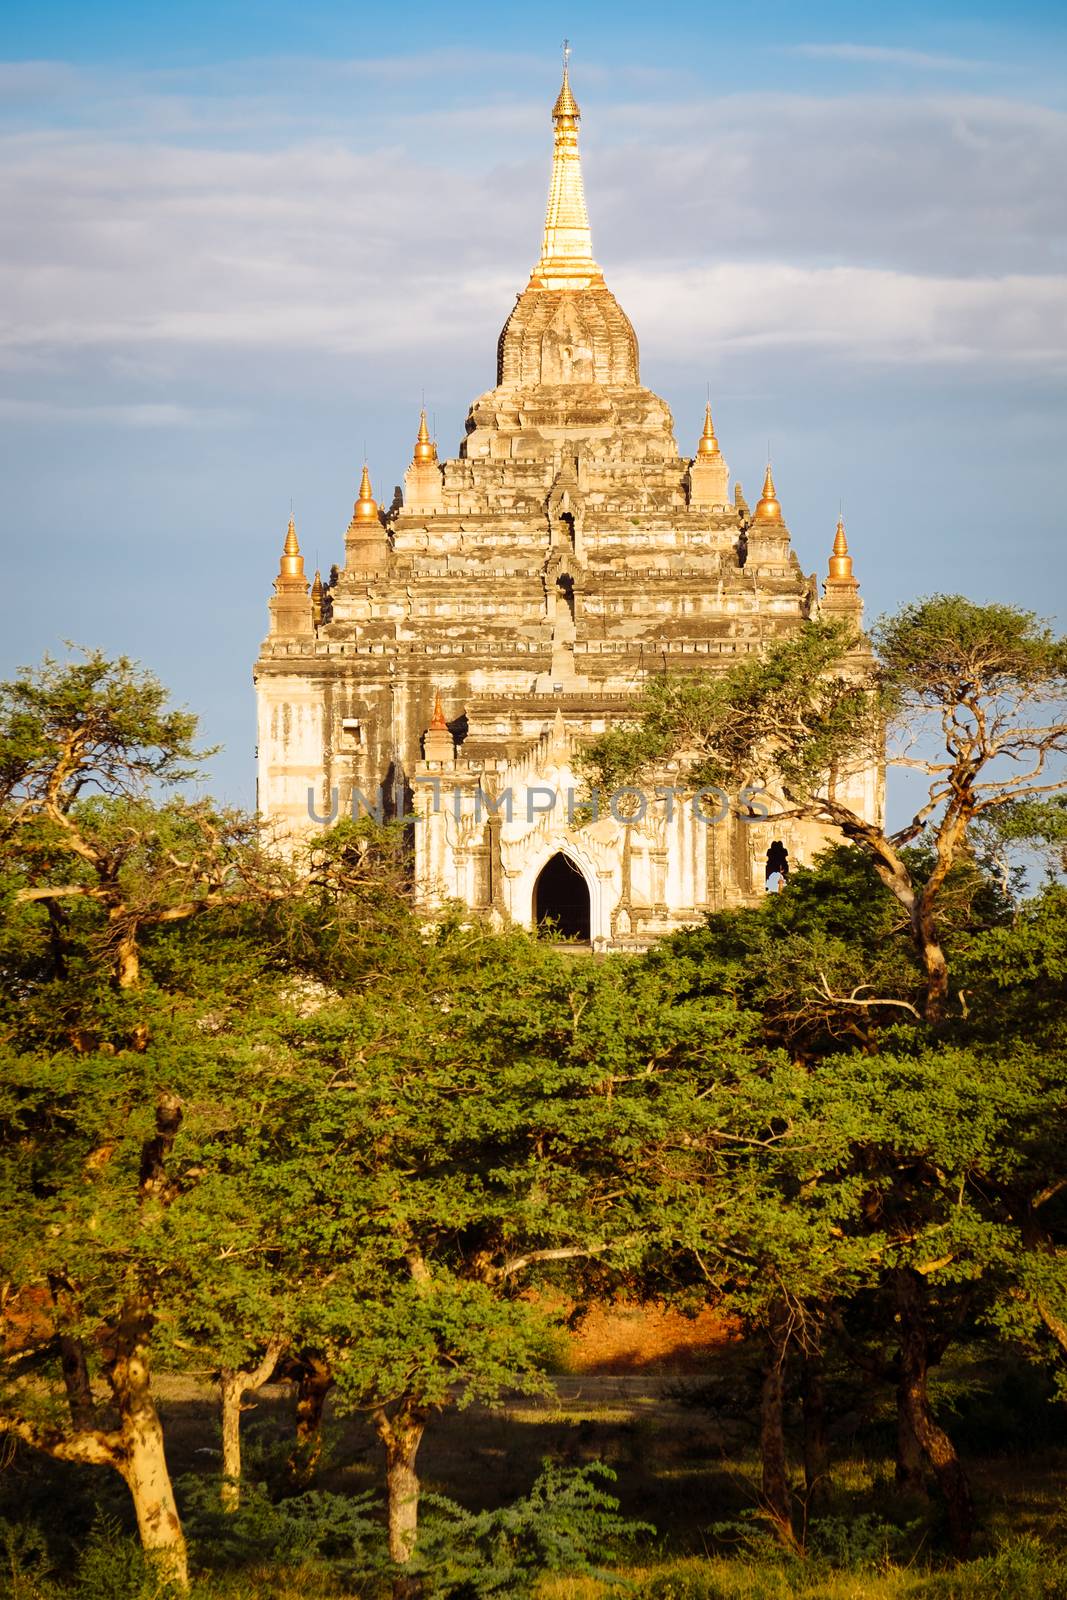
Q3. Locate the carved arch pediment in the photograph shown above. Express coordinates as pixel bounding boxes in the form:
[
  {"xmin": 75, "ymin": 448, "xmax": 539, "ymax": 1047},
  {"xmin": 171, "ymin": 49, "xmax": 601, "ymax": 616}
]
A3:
[{"xmin": 546, "ymin": 465, "xmax": 585, "ymax": 555}]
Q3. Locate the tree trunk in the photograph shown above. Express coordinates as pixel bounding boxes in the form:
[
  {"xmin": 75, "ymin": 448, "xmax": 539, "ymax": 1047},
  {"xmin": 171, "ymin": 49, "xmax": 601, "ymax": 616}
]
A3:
[
  {"xmin": 104, "ymin": 1320, "xmax": 188, "ymax": 1588},
  {"xmin": 914, "ymin": 900, "xmax": 950, "ymax": 1026},
  {"xmin": 219, "ymin": 1343, "xmax": 283, "ymax": 1511},
  {"xmin": 374, "ymin": 1407, "xmax": 426, "ymax": 1596},
  {"xmin": 1, "ymin": 1313, "xmax": 185, "ymax": 1588},
  {"xmin": 59, "ymin": 1335, "xmax": 95, "ymax": 1432},
  {"xmin": 46, "ymin": 1275, "xmax": 95, "ymax": 1432},
  {"xmin": 800, "ymin": 1351, "xmax": 829, "ymax": 1511},
  {"xmin": 895, "ymin": 1386, "xmax": 927, "ymax": 1496},
  {"xmin": 893, "ymin": 1270, "xmax": 973, "ymax": 1555},
  {"xmin": 847, "ymin": 821, "xmax": 951, "ymax": 1026},
  {"xmin": 112, "ymin": 918, "xmax": 141, "ymax": 990},
  {"xmin": 44, "ymin": 898, "xmax": 69, "ymax": 979},
  {"xmin": 759, "ymin": 1317, "xmax": 797, "ymax": 1551},
  {"xmin": 287, "ymin": 1351, "xmax": 333, "ymax": 1486},
  {"xmin": 138, "ymin": 1092, "xmax": 182, "ymax": 1200},
  {"xmin": 110, "ymin": 915, "xmax": 149, "ymax": 1047},
  {"xmin": 220, "ymin": 1371, "xmax": 244, "ymax": 1512}
]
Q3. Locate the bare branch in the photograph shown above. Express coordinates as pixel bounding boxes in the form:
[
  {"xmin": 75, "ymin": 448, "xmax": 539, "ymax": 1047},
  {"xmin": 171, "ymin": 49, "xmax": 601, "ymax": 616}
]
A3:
[
  {"xmin": 814, "ymin": 972, "xmax": 922, "ymax": 1018},
  {"xmin": 1032, "ymin": 1179, "xmax": 1067, "ymax": 1212},
  {"xmin": 496, "ymin": 1242, "xmax": 615, "ymax": 1281}
]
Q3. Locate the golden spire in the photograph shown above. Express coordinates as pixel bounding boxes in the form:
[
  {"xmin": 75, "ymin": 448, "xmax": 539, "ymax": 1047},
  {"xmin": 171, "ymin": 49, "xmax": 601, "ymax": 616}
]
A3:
[
  {"xmin": 552, "ymin": 65, "xmax": 580, "ymax": 118},
  {"xmin": 413, "ymin": 409, "xmax": 437, "ymax": 465},
  {"xmin": 696, "ymin": 402, "xmax": 720, "ymax": 457},
  {"xmin": 277, "ymin": 514, "xmax": 307, "ymax": 587},
  {"xmin": 753, "ymin": 465, "xmax": 783, "ymax": 525},
  {"xmin": 423, "ymin": 686, "xmax": 455, "ymax": 760},
  {"xmin": 827, "ymin": 516, "xmax": 858, "ymax": 586},
  {"xmin": 310, "ymin": 568, "xmax": 324, "ymax": 624},
  {"xmin": 530, "ymin": 46, "xmax": 602, "ymax": 291},
  {"xmin": 353, "ymin": 463, "xmax": 379, "ymax": 523}
]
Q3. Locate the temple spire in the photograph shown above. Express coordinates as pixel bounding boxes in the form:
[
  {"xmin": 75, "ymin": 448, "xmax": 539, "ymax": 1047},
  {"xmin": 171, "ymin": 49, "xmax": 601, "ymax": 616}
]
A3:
[
  {"xmin": 688, "ymin": 398, "xmax": 730, "ymax": 507},
  {"xmin": 413, "ymin": 409, "xmax": 437, "ymax": 464},
  {"xmin": 530, "ymin": 49, "xmax": 602, "ymax": 290},
  {"xmin": 753, "ymin": 464, "xmax": 783, "ymax": 525},
  {"xmin": 696, "ymin": 402, "xmax": 720, "ymax": 457},
  {"xmin": 277, "ymin": 515, "xmax": 307, "ymax": 587},
  {"xmin": 822, "ymin": 513, "xmax": 862, "ymax": 618},
  {"xmin": 268, "ymin": 512, "xmax": 312, "ymax": 637},
  {"xmin": 423, "ymin": 688, "xmax": 455, "ymax": 761},
  {"xmin": 831, "ymin": 515, "xmax": 857, "ymax": 585},
  {"xmin": 353, "ymin": 464, "xmax": 379, "ymax": 523}
]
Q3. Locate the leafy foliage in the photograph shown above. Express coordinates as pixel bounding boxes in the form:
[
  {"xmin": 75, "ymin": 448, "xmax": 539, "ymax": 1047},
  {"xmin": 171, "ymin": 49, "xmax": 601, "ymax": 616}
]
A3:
[
  {"xmin": 2, "ymin": 642, "xmax": 1067, "ymax": 1593},
  {"xmin": 412, "ymin": 1461, "xmax": 652, "ymax": 1597},
  {"xmin": 584, "ymin": 597, "xmax": 1067, "ymax": 1024},
  {"xmin": 180, "ymin": 1478, "xmax": 383, "ymax": 1578}
]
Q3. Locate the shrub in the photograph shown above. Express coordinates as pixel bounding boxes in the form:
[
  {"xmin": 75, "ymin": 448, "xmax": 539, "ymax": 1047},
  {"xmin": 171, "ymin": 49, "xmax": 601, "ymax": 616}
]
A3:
[
  {"xmin": 806, "ymin": 1512, "xmax": 922, "ymax": 1572},
  {"xmin": 180, "ymin": 1477, "xmax": 384, "ymax": 1581},
  {"xmin": 0, "ymin": 1517, "xmax": 186, "ymax": 1600},
  {"xmin": 0, "ymin": 1521, "xmax": 55, "ymax": 1600},
  {"xmin": 410, "ymin": 1460, "xmax": 653, "ymax": 1597}
]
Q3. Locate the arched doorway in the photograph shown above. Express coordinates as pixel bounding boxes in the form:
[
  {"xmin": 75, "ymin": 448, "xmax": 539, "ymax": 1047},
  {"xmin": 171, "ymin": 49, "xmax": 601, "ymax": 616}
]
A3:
[
  {"xmin": 765, "ymin": 840, "xmax": 790, "ymax": 893},
  {"xmin": 534, "ymin": 853, "xmax": 591, "ymax": 941}
]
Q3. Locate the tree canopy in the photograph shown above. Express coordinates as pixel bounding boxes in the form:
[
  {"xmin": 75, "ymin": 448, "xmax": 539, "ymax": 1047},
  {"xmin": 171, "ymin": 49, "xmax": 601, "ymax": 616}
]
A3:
[
  {"xmin": 2, "ymin": 638, "xmax": 1066, "ymax": 1593},
  {"xmin": 584, "ymin": 597, "xmax": 1067, "ymax": 1024}
]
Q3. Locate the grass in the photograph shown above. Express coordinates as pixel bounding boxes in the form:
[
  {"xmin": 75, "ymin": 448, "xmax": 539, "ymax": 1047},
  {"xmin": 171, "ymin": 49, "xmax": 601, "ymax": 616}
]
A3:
[
  {"xmin": 541, "ymin": 1542, "xmax": 1067, "ymax": 1597},
  {"xmin": 3, "ymin": 1347, "xmax": 1067, "ymax": 1597}
]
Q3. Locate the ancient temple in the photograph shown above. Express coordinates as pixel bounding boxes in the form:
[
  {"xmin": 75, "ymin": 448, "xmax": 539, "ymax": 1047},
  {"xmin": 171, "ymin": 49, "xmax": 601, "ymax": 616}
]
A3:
[{"xmin": 254, "ymin": 61, "xmax": 882, "ymax": 951}]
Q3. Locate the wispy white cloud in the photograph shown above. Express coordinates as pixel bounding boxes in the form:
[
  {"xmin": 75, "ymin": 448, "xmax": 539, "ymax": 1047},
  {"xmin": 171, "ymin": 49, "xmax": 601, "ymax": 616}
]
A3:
[
  {"xmin": 0, "ymin": 60, "xmax": 90, "ymax": 99},
  {"xmin": 617, "ymin": 264, "xmax": 1067, "ymax": 370},
  {"xmin": 0, "ymin": 397, "xmax": 241, "ymax": 426},
  {"xmin": 0, "ymin": 61, "xmax": 1063, "ymax": 426},
  {"xmin": 791, "ymin": 42, "xmax": 987, "ymax": 71}
]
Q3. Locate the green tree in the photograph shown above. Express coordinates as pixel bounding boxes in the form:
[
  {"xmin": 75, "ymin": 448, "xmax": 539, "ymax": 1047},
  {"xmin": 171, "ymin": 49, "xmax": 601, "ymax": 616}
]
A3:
[
  {"xmin": 216, "ymin": 926, "xmax": 618, "ymax": 1579},
  {"xmin": 0, "ymin": 651, "xmax": 297, "ymax": 1586},
  {"xmin": 585, "ymin": 599, "xmax": 1067, "ymax": 1024},
  {"xmin": 0, "ymin": 649, "xmax": 292, "ymax": 1083},
  {"xmin": 632, "ymin": 843, "xmax": 1067, "ymax": 1553}
]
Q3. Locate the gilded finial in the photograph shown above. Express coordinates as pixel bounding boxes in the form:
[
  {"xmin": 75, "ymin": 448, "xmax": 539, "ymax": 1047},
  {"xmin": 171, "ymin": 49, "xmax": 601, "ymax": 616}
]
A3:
[
  {"xmin": 429, "ymin": 690, "xmax": 448, "ymax": 731},
  {"xmin": 553, "ymin": 40, "xmax": 580, "ymax": 119},
  {"xmin": 353, "ymin": 463, "xmax": 379, "ymax": 523},
  {"xmin": 697, "ymin": 402, "xmax": 719, "ymax": 457},
  {"xmin": 413, "ymin": 409, "xmax": 437, "ymax": 465},
  {"xmin": 276, "ymin": 514, "xmax": 308, "ymax": 590},
  {"xmin": 310, "ymin": 569, "xmax": 324, "ymax": 625},
  {"xmin": 531, "ymin": 47, "xmax": 600, "ymax": 289},
  {"xmin": 827, "ymin": 515, "xmax": 858, "ymax": 586},
  {"xmin": 753, "ymin": 464, "xmax": 783, "ymax": 525}
]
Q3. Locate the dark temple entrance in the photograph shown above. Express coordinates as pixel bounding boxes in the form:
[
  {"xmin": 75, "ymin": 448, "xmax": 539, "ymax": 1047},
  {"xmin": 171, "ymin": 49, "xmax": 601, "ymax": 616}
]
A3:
[
  {"xmin": 534, "ymin": 853, "xmax": 591, "ymax": 941},
  {"xmin": 765, "ymin": 840, "xmax": 790, "ymax": 893}
]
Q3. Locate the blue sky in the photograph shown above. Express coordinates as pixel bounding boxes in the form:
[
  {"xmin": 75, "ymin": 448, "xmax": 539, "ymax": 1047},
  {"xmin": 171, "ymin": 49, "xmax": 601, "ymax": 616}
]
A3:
[{"xmin": 2, "ymin": 0, "xmax": 1065, "ymax": 808}]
